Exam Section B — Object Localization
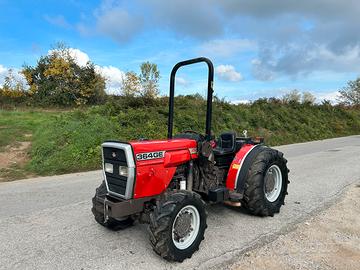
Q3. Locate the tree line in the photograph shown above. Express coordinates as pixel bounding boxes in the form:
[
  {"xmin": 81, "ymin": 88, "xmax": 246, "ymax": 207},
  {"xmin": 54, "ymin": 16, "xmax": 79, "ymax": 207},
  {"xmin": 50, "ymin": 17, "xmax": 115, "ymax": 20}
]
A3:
[{"xmin": 0, "ymin": 43, "xmax": 359, "ymax": 107}]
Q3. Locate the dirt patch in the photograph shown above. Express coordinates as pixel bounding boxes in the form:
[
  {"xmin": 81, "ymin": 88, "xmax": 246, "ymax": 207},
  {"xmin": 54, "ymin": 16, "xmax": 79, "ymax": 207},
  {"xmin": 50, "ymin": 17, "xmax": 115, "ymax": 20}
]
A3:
[
  {"xmin": 0, "ymin": 141, "xmax": 31, "ymax": 169},
  {"xmin": 0, "ymin": 141, "xmax": 32, "ymax": 181},
  {"xmin": 232, "ymin": 184, "xmax": 360, "ymax": 270}
]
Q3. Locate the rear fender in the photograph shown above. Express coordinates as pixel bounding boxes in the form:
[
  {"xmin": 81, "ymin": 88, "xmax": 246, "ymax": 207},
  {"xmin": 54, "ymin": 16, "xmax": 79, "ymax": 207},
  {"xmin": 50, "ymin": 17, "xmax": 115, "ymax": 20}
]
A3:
[{"xmin": 226, "ymin": 144, "xmax": 266, "ymax": 192}]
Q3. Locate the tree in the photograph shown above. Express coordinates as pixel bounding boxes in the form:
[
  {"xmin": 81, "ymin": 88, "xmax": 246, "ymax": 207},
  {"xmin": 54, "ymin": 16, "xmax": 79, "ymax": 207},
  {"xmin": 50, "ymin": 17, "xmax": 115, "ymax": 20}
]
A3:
[
  {"xmin": 139, "ymin": 61, "xmax": 160, "ymax": 98},
  {"xmin": 301, "ymin": 91, "xmax": 316, "ymax": 104},
  {"xmin": 339, "ymin": 77, "xmax": 360, "ymax": 106},
  {"xmin": 0, "ymin": 69, "xmax": 27, "ymax": 99},
  {"xmin": 282, "ymin": 90, "xmax": 301, "ymax": 103},
  {"xmin": 321, "ymin": 99, "xmax": 333, "ymax": 110},
  {"xmin": 21, "ymin": 43, "xmax": 106, "ymax": 106},
  {"xmin": 121, "ymin": 71, "xmax": 141, "ymax": 96},
  {"xmin": 120, "ymin": 62, "xmax": 160, "ymax": 99}
]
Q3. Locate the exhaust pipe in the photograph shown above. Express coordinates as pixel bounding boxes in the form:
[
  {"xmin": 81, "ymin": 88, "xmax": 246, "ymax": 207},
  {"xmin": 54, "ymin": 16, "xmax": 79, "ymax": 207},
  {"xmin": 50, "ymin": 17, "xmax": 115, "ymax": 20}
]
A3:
[{"xmin": 187, "ymin": 160, "xmax": 194, "ymax": 191}]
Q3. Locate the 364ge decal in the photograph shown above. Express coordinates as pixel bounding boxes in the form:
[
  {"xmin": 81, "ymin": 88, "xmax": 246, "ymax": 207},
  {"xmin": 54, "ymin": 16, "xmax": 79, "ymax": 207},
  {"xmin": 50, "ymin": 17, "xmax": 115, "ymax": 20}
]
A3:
[{"xmin": 136, "ymin": 151, "xmax": 165, "ymax": 161}]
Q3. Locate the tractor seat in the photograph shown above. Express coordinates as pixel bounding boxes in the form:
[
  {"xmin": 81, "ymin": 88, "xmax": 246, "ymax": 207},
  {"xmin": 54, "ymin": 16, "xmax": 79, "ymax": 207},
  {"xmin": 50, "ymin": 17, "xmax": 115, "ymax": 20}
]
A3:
[{"xmin": 213, "ymin": 132, "xmax": 237, "ymax": 156}]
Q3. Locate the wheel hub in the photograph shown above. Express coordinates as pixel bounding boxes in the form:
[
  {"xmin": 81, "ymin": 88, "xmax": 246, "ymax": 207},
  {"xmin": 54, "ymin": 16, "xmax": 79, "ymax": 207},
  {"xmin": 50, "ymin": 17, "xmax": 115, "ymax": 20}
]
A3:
[
  {"xmin": 172, "ymin": 205, "xmax": 200, "ymax": 250},
  {"xmin": 265, "ymin": 171, "xmax": 276, "ymax": 193},
  {"xmin": 264, "ymin": 164, "xmax": 283, "ymax": 202},
  {"xmin": 173, "ymin": 211, "xmax": 192, "ymax": 240}
]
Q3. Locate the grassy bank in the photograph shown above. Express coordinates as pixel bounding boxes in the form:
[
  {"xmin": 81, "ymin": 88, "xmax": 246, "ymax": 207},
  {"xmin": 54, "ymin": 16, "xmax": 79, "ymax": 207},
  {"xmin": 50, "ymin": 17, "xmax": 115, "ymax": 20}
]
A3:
[
  {"xmin": 28, "ymin": 96, "xmax": 360, "ymax": 176},
  {"xmin": 0, "ymin": 109, "xmax": 59, "ymax": 180},
  {"xmin": 1, "ymin": 96, "xmax": 360, "ymax": 180}
]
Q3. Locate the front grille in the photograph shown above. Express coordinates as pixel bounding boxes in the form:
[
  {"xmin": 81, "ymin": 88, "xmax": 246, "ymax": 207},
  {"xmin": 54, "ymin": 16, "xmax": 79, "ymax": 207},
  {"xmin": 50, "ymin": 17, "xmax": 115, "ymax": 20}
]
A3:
[
  {"xmin": 103, "ymin": 147, "xmax": 128, "ymax": 196},
  {"xmin": 102, "ymin": 142, "xmax": 135, "ymax": 199},
  {"xmin": 103, "ymin": 147, "xmax": 127, "ymax": 164},
  {"xmin": 106, "ymin": 174, "xmax": 127, "ymax": 195}
]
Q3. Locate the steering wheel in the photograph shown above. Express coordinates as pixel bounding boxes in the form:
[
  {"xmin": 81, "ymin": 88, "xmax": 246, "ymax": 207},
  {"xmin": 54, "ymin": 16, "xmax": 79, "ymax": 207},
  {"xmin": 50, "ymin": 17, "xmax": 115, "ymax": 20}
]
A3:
[{"xmin": 182, "ymin": 130, "xmax": 205, "ymax": 141}]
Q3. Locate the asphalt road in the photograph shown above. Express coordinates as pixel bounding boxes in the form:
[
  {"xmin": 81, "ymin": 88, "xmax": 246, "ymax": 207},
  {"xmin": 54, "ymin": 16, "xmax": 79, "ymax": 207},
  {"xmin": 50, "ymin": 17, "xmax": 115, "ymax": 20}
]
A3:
[{"xmin": 0, "ymin": 135, "xmax": 360, "ymax": 270}]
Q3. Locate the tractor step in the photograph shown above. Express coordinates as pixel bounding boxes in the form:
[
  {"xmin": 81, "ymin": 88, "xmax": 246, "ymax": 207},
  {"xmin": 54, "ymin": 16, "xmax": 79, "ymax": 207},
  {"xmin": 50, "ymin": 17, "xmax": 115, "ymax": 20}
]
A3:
[{"xmin": 208, "ymin": 187, "xmax": 229, "ymax": 202}]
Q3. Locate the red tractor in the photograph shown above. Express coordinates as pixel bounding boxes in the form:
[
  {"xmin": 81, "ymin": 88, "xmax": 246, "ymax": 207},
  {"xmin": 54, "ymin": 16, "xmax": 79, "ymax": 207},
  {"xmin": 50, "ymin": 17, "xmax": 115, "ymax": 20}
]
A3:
[{"xmin": 92, "ymin": 57, "xmax": 289, "ymax": 262}]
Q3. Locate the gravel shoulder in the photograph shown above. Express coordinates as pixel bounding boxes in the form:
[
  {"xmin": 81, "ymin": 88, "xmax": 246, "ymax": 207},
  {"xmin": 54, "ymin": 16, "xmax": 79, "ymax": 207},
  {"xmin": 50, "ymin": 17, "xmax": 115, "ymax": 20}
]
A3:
[{"xmin": 231, "ymin": 184, "xmax": 360, "ymax": 270}]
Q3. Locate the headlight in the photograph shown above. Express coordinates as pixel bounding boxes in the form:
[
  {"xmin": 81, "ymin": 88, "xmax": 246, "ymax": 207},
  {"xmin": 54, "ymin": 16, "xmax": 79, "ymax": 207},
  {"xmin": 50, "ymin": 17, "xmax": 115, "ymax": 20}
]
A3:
[
  {"xmin": 119, "ymin": 166, "xmax": 128, "ymax": 177},
  {"xmin": 104, "ymin": 163, "xmax": 113, "ymax": 173}
]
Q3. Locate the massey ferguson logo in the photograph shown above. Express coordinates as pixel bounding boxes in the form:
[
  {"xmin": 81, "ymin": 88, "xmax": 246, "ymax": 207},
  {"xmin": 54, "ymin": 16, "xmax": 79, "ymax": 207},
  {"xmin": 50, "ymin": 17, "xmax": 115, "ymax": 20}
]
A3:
[{"xmin": 136, "ymin": 151, "xmax": 165, "ymax": 161}]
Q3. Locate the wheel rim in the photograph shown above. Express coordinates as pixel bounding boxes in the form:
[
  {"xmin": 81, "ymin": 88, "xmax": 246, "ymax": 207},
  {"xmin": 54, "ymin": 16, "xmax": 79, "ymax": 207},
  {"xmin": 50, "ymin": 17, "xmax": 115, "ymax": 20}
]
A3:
[
  {"xmin": 264, "ymin": 164, "xmax": 283, "ymax": 202},
  {"xmin": 172, "ymin": 205, "xmax": 200, "ymax": 250}
]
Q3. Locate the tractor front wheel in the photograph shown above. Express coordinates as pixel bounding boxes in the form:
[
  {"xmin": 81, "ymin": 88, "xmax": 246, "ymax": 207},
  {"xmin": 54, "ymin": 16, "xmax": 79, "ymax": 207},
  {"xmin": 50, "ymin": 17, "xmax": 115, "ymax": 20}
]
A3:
[
  {"xmin": 148, "ymin": 190, "xmax": 207, "ymax": 262},
  {"xmin": 241, "ymin": 148, "xmax": 289, "ymax": 216}
]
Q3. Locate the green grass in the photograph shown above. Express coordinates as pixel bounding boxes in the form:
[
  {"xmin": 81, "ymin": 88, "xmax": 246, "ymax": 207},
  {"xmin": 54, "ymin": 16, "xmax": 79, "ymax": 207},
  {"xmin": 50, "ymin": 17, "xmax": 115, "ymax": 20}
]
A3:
[
  {"xmin": 28, "ymin": 110, "xmax": 121, "ymax": 175},
  {"xmin": 0, "ymin": 110, "xmax": 51, "ymax": 149},
  {"xmin": 0, "ymin": 109, "xmax": 60, "ymax": 180},
  {"xmin": 1, "ymin": 96, "xmax": 360, "ymax": 180}
]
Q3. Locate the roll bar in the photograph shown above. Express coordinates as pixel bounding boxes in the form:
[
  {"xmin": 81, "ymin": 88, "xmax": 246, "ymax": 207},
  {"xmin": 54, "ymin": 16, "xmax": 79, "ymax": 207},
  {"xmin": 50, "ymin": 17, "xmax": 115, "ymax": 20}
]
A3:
[{"xmin": 167, "ymin": 57, "xmax": 214, "ymax": 141}]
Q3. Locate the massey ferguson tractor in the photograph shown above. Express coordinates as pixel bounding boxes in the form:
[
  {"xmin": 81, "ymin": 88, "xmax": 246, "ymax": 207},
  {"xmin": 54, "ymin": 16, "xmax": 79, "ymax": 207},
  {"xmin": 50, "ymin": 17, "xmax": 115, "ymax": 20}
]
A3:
[{"xmin": 91, "ymin": 57, "xmax": 289, "ymax": 262}]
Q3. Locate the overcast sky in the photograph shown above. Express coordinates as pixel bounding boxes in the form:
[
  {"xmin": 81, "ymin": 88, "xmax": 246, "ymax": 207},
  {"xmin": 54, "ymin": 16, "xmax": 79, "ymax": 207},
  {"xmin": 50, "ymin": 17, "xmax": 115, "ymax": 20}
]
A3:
[{"xmin": 1, "ymin": 0, "xmax": 360, "ymax": 102}]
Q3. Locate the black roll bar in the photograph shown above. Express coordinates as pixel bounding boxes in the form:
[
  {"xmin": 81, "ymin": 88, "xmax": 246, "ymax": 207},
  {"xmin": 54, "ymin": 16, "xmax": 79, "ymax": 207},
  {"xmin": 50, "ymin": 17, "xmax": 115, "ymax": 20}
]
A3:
[{"xmin": 167, "ymin": 57, "xmax": 214, "ymax": 141}]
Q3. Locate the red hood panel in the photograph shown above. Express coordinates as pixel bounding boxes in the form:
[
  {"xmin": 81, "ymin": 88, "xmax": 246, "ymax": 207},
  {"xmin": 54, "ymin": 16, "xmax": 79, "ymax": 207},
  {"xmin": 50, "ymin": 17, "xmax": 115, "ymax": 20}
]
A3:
[
  {"xmin": 130, "ymin": 138, "xmax": 197, "ymax": 153},
  {"xmin": 130, "ymin": 138, "xmax": 197, "ymax": 199}
]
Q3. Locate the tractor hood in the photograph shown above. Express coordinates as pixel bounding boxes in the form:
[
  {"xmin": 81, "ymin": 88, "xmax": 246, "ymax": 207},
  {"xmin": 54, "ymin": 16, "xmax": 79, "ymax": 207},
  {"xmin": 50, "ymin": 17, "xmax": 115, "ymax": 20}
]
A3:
[
  {"xmin": 130, "ymin": 138, "xmax": 198, "ymax": 166},
  {"xmin": 101, "ymin": 138, "xmax": 198, "ymax": 200},
  {"xmin": 130, "ymin": 138, "xmax": 198, "ymax": 198},
  {"xmin": 130, "ymin": 138, "xmax": 197, "ymax": 154}
]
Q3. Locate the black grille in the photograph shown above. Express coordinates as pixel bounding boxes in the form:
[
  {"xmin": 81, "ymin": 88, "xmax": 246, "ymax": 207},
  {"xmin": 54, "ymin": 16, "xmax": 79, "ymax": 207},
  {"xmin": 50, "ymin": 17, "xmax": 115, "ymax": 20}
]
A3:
[
  {"xmin": 106, "ymin": 174, "xmax": 127, "ymax": 195},
  {"xmin": 103, "ymin": 147, "xmax": 127, "ymax": 164},
  {"xmin": 103, "ymin": 147, "xmax": 128, "ymax": 196}
]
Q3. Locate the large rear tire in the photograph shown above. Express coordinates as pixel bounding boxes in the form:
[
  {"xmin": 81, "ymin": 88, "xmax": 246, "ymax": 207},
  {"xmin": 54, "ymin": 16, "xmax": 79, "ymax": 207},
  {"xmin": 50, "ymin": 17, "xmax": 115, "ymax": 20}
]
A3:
[
  {"xmin": 91, "ymin": 181, "xmax": 134, "ymax": 230},
  {"xmin": 148, "ymin": 190, "xmax": 207, "ymax": 262},
  {"xmin": 241, "ymin": 148, "xmax": 289, "ymax": 216}
]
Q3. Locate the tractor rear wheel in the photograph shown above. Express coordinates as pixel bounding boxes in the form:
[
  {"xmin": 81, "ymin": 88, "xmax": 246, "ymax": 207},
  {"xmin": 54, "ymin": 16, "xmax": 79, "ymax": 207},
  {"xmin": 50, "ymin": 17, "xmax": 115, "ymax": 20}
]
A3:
[
  {"xmin": 148, "ymin": 190, "xmax": 207, "ymax": 262},
  {"xmin": 91, "ymin": 181, "xmax": 134, "ymax": 230},
  {"xmin": 241, "ymin": 148, "xmax": 289, "ymax": 216}
]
